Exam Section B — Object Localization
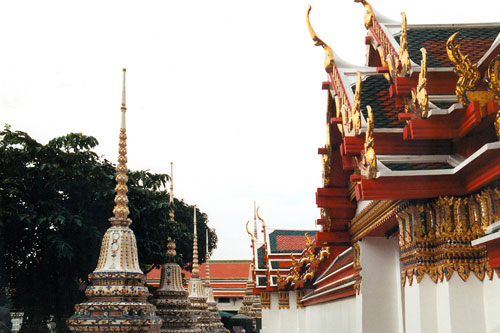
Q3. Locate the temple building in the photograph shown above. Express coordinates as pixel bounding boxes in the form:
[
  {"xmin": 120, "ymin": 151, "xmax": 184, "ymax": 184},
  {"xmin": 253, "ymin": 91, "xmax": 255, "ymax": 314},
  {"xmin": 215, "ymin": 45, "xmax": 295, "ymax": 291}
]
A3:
[
  {"xmin": 66, "ymin": 69, "xmax": 162, "ymax": 332},
  {"xmin": 253, "ymin": 2, "xmax": 500, "ymax": 332}
]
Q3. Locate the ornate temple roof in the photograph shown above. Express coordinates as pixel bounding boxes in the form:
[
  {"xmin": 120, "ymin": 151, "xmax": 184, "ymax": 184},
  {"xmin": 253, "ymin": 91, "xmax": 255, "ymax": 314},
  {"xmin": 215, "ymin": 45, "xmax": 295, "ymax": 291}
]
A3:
[
  {"xmin": 356, "ymin": 75, "xmax": 401, "ymax": 128},
  {"xmin": 397, "ymin": 24, "xmax": 500, "ymax": 67}
]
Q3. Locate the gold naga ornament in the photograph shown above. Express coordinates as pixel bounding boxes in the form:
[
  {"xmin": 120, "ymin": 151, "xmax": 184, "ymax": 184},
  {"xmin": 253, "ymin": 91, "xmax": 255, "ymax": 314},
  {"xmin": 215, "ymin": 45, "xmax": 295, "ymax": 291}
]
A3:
[
  {"xmin": 344, "ymin": 72, "xmax": 363, "ymax": 136},
  {"xmin": 446, "ymin": 32, "xmax": 482, "ymax": 106},
  {"xmin": 447, "ymin": 33, "xmax": 500, "ymax": 138},
  {"xmin": 407, "ymin": 48, "xmax": 429, "ymax": 118},
  {"xmin": 487, "ymin": 55, "xmax": 500, "ymax": 139},
  {"xmin": 359, "ymin": 106, "xmax": 377, "ymax": 179},
  {"xmin": 398, "ymin": 12, "xmax": 412, "ymax": 78},
  {"xmin": 280, "ymin": 233, "xmax": 330, "ymax": 288}
]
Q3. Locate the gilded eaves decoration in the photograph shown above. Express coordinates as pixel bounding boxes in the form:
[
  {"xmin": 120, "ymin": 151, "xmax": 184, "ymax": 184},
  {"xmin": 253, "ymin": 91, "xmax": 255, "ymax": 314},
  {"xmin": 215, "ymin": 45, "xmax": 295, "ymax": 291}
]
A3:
[
  {"xmin": 344, "ymin": 72, "xmax": 363, "ymax": 136},
  {"xmin": 398, "ymin": 187, "xmax": 500, "ymax": 286},
  {"xmin": 447, "ymin": 34, "xmax": 500, "ymax": 137},
  {"xmin": 488, "ymin": 55, "xmax": 500, "ymax": 139},
  {"xmin": 323, "ymin": 98, "xmax": 333, "ymax": 186},
  {"xmin": 397, "ymin": 12, "xmax": 411, "ymax": 78},
  {"xmin": 277, "ymin": 233, "xmax": 330, "ymax": 289},
  {"xmin": 447, "ymin": 32, "xmax": 481, "ymax": 106},
  {"xmin": 358, "ymin": 105, "xmax": 377, "ymax": 179},
  {"xmin": 407, "ymin": 48, "xmax": 429, "ymax": 118},
  {"xmin": 352, "ymin": 242, "xmax": 362, "ymax": 295}
]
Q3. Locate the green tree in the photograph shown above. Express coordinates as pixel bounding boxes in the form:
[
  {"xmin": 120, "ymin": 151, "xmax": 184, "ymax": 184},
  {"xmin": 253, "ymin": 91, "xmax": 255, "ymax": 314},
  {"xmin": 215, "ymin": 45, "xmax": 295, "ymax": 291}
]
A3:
[{"xmin": 0, "ymin": 126, "xmax": 217, "ymax": 332}]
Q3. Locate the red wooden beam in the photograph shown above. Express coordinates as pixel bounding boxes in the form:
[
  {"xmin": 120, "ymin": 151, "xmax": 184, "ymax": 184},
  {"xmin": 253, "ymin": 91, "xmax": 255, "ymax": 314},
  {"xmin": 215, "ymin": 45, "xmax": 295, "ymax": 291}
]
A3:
[
  {"xmin": 315, "ymin": 232, "xmax": 351, "ymax": 246},
  {"xmin": 355, "ymin": 145, "xmax": 500, "ymax": 201},
  {"xmin": 403, "ymin": 101, "xmax": 484, "ymax": 140},
  {"xmin": 342, "ymin": 133, "xmax": 452, "ymax": 156}
]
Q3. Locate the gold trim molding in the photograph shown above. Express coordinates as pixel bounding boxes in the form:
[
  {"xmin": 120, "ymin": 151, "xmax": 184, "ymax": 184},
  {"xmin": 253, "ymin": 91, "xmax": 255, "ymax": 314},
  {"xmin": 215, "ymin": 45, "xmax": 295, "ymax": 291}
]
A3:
[
  {"xmin": 398, "ymin": 187, "xmax": 500, "ymax": 286},
  {"xmin": 349, "ymin": 200, "xmax": 408, "ymax": 241}
]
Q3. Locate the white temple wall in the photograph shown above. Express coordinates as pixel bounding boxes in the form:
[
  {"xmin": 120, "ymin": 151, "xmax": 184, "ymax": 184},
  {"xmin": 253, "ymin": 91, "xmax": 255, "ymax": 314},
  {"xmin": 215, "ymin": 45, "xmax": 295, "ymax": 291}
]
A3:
[
  {"xmin": 261, "ymin": 292, "xmax": 281, "ymax": 333},
  {"xmin": 358, "ymin": 237, "xmax": 403, "ymax": 333},
  {"xmin": 405, "ymin": 272, "xmax": 488, "ymax": 333},
  {"xmin": 304, "ymin": 296, "xmax": 357, "ymax": 333},
  {"xmin": 297, "ymin": 299, "xmax": 306, "ymax": 333},
  {"xmin": 436, "ymin": 274, "xmax": 486, "ymax": 333},
  {"xmin": 278, "ymin": 291, "xmax": 299, "ymax": 333},
  {"xmin": 404, "ymin": 275, "xmax": 438, "ymax": 333},
  {"xmin": 483, "ymin": 274, "xmax": 500, "ymax": 332}
]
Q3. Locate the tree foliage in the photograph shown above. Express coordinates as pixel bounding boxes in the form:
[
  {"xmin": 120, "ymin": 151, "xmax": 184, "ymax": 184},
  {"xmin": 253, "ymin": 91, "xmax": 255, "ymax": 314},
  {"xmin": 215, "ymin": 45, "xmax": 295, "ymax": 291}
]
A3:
[{"xmin": 0, "ymin": 126, "xmax": 217, "ymax": 332}]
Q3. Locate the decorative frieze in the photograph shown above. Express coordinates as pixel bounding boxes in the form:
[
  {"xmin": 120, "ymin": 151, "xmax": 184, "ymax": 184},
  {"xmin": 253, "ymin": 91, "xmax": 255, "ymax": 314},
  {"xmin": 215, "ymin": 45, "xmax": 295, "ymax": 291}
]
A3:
[
  {"xmin": 295, "ymin": 290, "xmax": 304, "ymax": 309},
  {"xmin": 397, "ymin": 187, "xmax": 500, "ymax": 286},
  {"xmin": 352, "ymin": 242, "xmax": 362, "ymax": 295},
  {"xmin": 260, "ymin": 292, "xmax": 270, "ymax": 309},
  {"xmin": 278, "ymin": 291, "xmax": 290, "ymax": 310}
]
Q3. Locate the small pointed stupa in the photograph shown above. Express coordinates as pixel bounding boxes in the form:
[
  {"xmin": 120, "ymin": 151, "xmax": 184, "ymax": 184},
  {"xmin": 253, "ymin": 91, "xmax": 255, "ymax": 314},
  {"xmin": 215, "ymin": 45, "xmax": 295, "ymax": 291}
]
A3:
[
  {"xmin": 204, "ymin": 230, "xmax": 225, "ymax": 332},
  {"xmin": 238, "ymin": 264, "xmax": 261, "ymax": 322},
  {"xmin": 67, "ymin": 69, "xmax": 162, "ymax": 332},
  {"xmin": 150, "ymin": 162, "xmax": 200, "ymax": 333},
  {"xmin": 187, "ymin": 206, "xmax": 214, "ymax": 332}
]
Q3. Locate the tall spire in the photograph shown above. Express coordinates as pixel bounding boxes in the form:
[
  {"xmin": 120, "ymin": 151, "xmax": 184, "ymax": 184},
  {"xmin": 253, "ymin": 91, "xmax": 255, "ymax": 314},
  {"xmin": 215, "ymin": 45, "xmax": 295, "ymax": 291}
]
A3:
[
  {"xmin": 253, "ymin": 201, "xmax": 258, "ymax": 240},
  {"xmin": 192, "ymin": 206, "xmax": 199, "ymax": 278},
  {"xmin": 169, "ymin": 162, "xmax": 174, "ymax": 222},
  {"xmin": 111, "ymin": 68, "xmax": 130, "ymax": 227},
  {"xmin": 67, "ymin": 68, "xmax": 162, "ymax": 332},
  {"xmin": 205, "ymin": 228, "xmax": 210, "ymax": 287}
]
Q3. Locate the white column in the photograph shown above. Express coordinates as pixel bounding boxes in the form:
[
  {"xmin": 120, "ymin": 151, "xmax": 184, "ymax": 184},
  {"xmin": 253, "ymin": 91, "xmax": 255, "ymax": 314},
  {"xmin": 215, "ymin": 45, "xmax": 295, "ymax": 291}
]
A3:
[
  {"xmin": 436, "ymin": 275, "xmax": 486, "ymax": 333},
  {"xmin": 358, "ymin": 237, "xmax": 403, "ymax": 333},
  {"xmin": 483, "ymin": 274, "xmax": 500, "ymax": 332},
  {"xmin": 404, "ymin": 275, "xmax": 438, "ymax": 333}
]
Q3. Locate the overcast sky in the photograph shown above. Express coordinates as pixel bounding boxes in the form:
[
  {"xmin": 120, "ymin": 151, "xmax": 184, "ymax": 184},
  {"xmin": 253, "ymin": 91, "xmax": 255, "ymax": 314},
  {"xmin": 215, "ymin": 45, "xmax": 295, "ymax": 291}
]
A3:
[{"xmin": 1, "ymin": 0, "xmax": 499, "ymax": 259}]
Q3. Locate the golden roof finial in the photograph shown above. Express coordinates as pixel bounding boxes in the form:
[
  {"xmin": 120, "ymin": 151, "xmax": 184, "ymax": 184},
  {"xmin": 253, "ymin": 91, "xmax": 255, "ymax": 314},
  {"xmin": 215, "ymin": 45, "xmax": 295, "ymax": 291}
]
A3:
[
  {"xmin": 192, "ymin": 206, "xmax": 199, "ymax": 278},
  {"xmin": 253, "ymin": 201, "xmax": 258, "ymax": 240},
  {"xmin": 110, "ymin": 68, "xmax": 130, "ymax": 226},
  {"xmin": 354, "ymin": 0, "xmax": 374, "ymax": 29},
  {"xmin": 246, "ymin": 220, "xmax": 255, "ymax": 242},
  {"xmin": 306, "ymin": 5, "xmax": 334, "ymax": 73}
]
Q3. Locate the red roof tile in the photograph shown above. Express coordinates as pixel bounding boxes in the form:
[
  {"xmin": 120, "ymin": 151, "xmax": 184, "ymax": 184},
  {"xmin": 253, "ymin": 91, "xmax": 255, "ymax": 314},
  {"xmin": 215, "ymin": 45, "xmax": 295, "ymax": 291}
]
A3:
[{"xmin": 275, "ymin": 235, "xmax": 309, "ymax": 251}]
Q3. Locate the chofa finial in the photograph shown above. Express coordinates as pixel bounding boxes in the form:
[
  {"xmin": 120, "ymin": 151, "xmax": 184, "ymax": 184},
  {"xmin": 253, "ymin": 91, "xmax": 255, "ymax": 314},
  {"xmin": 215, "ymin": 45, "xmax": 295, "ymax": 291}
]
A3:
[{"xmin": 306, "ymin": 5, "xmax": 334, "ymax": 73}]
